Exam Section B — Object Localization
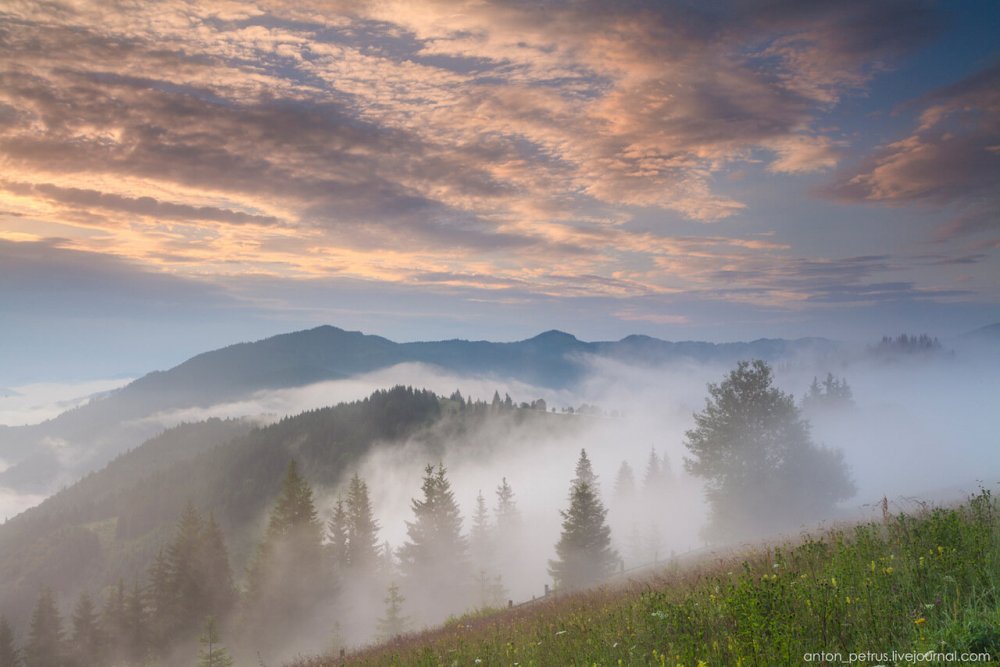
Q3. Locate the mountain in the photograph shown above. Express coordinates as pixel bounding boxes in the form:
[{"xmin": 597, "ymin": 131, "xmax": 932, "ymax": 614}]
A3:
[
  {"xmin": 0, "ymin": 387, "xmax": 564, "ymax": 630},
  {"xmin": 0, "ymin": 325, "xmax": 838, "ymax": 493}
]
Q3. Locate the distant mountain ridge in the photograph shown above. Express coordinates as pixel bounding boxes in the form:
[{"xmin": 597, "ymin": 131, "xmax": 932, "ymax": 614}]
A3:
[{"xmin": 6, "ymin": 322, "xmax": 990, "ymax": 494}]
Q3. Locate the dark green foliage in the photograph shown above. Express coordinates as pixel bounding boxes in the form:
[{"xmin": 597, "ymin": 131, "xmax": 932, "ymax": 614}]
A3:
[
  {"xmin": 327, "ymin": 498, "xmax": 348, "ymax": 568},
  {"xmin": 0, "ymin": 616, "xmax": 20, "ymax": 667},
  {"xmin": 24, "ymin": 589, "xmax": 62, "ymax": 667},
  {"xmin": 196, "ymin": 617, "xmax": 234, "ymax": 667},
  {"xmin": 398, "ymin": 464, "xmax": 470, "ymax": 619},
  {"xmin": 345, "ymin": 474, "xmax": 381, "ymax": 575},
  {"xmin": 684, "ymin": 360, "xmax": 855, "ymax": 541},
  {"xmin": 100, "ymin": 581, "xmax": 127, "ymax": 665},
  {"xmin": 549, "ymin": 450, "xmax": 618, "ymax": 591},
  {"xmin": 67, "ymin": 592, "xmax": 102, "ymax": 667}
]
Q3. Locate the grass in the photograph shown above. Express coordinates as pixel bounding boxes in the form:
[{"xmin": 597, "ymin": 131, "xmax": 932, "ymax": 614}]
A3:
[{"xmin": 296, "ymin": 490, "xmax": 999, "ymax": 666}]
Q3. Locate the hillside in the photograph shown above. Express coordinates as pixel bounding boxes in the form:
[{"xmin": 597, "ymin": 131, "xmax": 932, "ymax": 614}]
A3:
[
  {"xmin": 0, "ymin": 326, "xmax": 839, "ymax": 493},
  {"xmin": 0, "ymin": 387, "xmax": 567, "ymax": 631},
  {"xmin": 297, "ymin": 491, "xmax": 1000, "ymax": 666}
]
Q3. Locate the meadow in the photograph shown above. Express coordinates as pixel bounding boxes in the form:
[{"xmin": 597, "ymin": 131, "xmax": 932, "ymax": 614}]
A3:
[{"xmin": 297, "ymin": 490, "xmax": 999, "ymax": 666}]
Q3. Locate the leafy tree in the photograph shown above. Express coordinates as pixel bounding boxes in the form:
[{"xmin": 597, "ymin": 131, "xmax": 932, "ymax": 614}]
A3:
[
  {"xmin": 24, "ymin": 588, "xmax": 63, "ymax": 667},
  {"xmin": 549, "ymin": 451, "xmax": 618, "ymax": 590},
  {"xmin": 684, "ymin": 360, "xmax": 855, "ymax": 540},
  {"xmin": 68, "ymin": 592, "xmax": 102, "ymax": 667},
  {"xmin": 398, "ymin": 464, "xmax": 470, "ymax": 619},
  {"xmin": 196, "ymin": 617, "xmax": 233, "ymax": 667},
  {"xmin": 375, "ymin": 583, "xmax": 407, "ymax": 642},
  {"xmin": 0, "ymin": 615, "xmax": 20, "ymax": 667}
]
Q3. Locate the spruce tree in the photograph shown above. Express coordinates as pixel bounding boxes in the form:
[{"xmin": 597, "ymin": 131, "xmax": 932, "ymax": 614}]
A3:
[
  {"xmin": 494, "ymin": 477, "xmax": 520, "ymax": 534},
  {"xmin": 0, "ymin": 615, "xmax": 20, "ymax": 667},
  {"xmin": 345, "ymin": 473, "xmax": 380, "ymax": 574},
  {"xmin": 573, "ymin": 449, "xmax": 597, "ymax": 489},
  {"xmin": 549, "ymin": 452, "xmax": 618, "ymax": 591},
  {"xmin": 469, "ymin": 490, "xmax": 492, "ymax": 573},
  {"xmin": 101, "ymin": 580, "xmax": 127, "ymax": 664},
  {"xmin": 24, "ymin": 588, "xmax": 63, "ymax": 667},
  {"xmin": 68, "ymin": 591, "xmax": 102, "ymax": 667},
  {"xmin": 327, "ymin": 497, "xmax": 348, "ymax": 568},
  {"xmin": 145, "ymin": 548, "xmax": 172, "ymax": 654},
  {"xmin": 375, "ymin": 583, "xmax": 407, "ymax": 642},
  {"xmin": 197, "ymin": 514, "xmax": 236, "ymax": 621},
  {"xmin": 642, "ymin": 448, "xmax": 662, "ymax": 497},
  {"xmin": 613, "ymin": 461, "xmax": 636, "ymax": 501},
  {"xmin": 398, "ymin": 464, "xmax": 470, "ymax": 620},
  {"xmin": 196, "ymin": 617, "xmax": 233, "ymax": 667},
  {"xmin": 123, "ymin": 582, "xmax": 147, "ymax": 665}
]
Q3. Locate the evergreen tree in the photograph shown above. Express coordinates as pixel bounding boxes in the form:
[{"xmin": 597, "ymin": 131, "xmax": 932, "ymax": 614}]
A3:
[
  {"xmin": 548, "ymin": 462, "xmax": 618, "ymax": 591},
  {"xmin": 196, "ymin": 618, "xmax": 233, "ymax": 667},
  {"xmin": 123, "ymin": 582, "xmax": 147, "ymax": 665},
  {"xmin": 145, "ymin": 548, "xmax": 172, "ymax": 654},
  {"xmin": 327, "ymin": 497, "xmax": 348, "ymax": 568},
  {"xmin": 802, "ymin": 372, "xmax": 854, "ymax": 411},
  {"xmin": 494, "ymin": 477, "xmax": 520, "ymax": 534},
  {"xmin": 573, "ymin": 449, "xmax": 597, "ymax": 489},
  {"xmin": 100, "ymin": 580, "xmax": 127, "ymax": 664},
  {"xmin": 375, "ymin": 583, "xmax": 407, "ymax": 642},
  {"xmin": 0, "ymin": 615, "xmax": 20, "ymax": 667},
  {"xmin": 68, "ymin": 592, "xmax": 102, "ymax": 667},
  {"xmin": 197, "ymin": 514, "xmax": 236, "ymax": 623},
  {"xmin": 684, "ymin": 360, "xmax": 855, "ymax": 540},
  {"xmin": 469, "ymin": 489, "xmax": 492, "ymax": 573},
  {"xmin": 24, "ymin": 588, "xmax": 63, "ymax": 667},
  {"xmin": 642, "ymin": 448, "xmax": 663, "ymax": 496},
  {"xmin": 243, "ymin": 460, "xmax": 327, "ymax": 656},
  {"xmin": 345, "ymin": 473, "xmax": 380, "ymax": 574},
  {"xmin": 398, "ymin": 464, "xmax": 470, "ymax": 620},
  {"xmin": 613, "ymin": 461, "xmax": 636, "ymax": 501},
  {"xmin": 379, "ymin": 540, "xmax": 396, "ymax": 580}
]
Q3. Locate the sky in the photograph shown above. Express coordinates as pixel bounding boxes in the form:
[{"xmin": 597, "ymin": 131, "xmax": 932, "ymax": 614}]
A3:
[{"xmin": 1, "ymin": 0, "xmax": 999, "ymax": 385}]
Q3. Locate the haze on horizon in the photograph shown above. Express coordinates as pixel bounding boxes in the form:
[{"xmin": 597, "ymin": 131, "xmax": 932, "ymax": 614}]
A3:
[{"xmin": 1, "ymin": 0, "xmax": 999, "ymax": 386}]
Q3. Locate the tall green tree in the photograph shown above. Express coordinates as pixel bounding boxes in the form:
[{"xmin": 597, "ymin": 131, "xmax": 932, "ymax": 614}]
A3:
[
  {"xmin": 549, "ymin": 453, "xmax": 618, "ymax": 591},
  {"xmin": 375, "ymin": 583, "xmax": 407, "ymax": 642},
  {"xmin": 469, "ymin": 490, "xmax": 492, "ymax": 572},
  {"xmin": 196, "ymin": 618, "xmax": 233, "ymax": 667},
  {"xmin": 613, "ymin": 461, "xmax": 636, "ymax": 502},
  {"xmin": 123, "ymin": 582, "xmax": 147, "ymax": 665},
  {"xmin": 24, "ymin": 588, "xmax": 63, "ymax": 667},
  {"xmin": 345, "ymin": 473, "xmax": 380, "ymax": 574},
  {"xmin": 68, "ymin": 592, "xmax": 102, "ymax": 667},
  {"xmin": 100, "ymin": 580, "xmax": 127, "ymax": 665},
  {"xmin": 398, "ymin": 464, "xmax": 470, "ymax": 620},
  {"xmin": 327, "ymin": 497, "xmax": 349, "ymax": 568},
  {"xmin": 573, "ymin": 449, "xmax": 597, "ymax": 489},
  {"xmin": 494, "ymin": 477, "xmax": 520, "ymax": 535},
  {"xmin": 0, "ymin": 615, "xmax": 20, "ymax": 667},
  {"xmin": 684, "ymin": 360, "xmax": 855, "ymax": 540}
]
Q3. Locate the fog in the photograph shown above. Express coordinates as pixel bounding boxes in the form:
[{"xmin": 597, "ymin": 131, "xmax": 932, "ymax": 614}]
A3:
[
  {"xmin": 2, "ymin": 346, "xmax": 997, "ymax": 662},
  {"xmin": 0, "ymin": 378, "xmax": 130, "ymax": 426},
  {"xmin": 222, "ymin": 349, "xmax": 997, "ymax": 659}
]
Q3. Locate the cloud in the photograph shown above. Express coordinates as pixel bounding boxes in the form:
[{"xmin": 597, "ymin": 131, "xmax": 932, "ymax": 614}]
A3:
[{"xmin": 828, "ymin": 63, "xmax": 1000, "ymax": 242}]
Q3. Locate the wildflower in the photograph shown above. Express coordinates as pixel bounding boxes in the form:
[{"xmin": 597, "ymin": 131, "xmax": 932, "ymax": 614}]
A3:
[
  {"xmin": 882, "ymin": 566, "xmax": 894, "ymax": 575},
  {"xmin": 831, "ymin": 577, "xmax": 837, "ymax": 588},
  {"xmin": 555, "ymin": 630, "xmax": 567, "ymax": 636},
  {"xmin": 475, "ymin": 659, "xmax": 483, "ymax": 664},
  {"xmin": 845, "ymin": 596, "xmax": 852, "ymax": 604},
  {"xmin": 914, "ymin": 617, "xmax": 926, "ymax": 626}
]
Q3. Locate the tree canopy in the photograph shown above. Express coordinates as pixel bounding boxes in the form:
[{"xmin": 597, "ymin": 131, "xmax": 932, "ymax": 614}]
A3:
[{"xmin": 684, "ymin": 360, "xmax": 855, "ymax": 540}]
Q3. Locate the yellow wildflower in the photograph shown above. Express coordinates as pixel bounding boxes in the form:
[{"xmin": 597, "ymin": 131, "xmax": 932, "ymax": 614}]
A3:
[{"xmin": 914, "ymin": 617, "xmax": 926, "ymax": 626}]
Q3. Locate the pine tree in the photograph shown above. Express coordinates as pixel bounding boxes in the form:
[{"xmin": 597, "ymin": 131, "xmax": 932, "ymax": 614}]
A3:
[
  {"xmin": 123, "ymin": 582, "xmax": 147, "ymax": 665},
  {"xmin": 398, "ymin": 464, "xmax": 470, "ymax": 620},
  {"xmin": 196, "ymin": 618, "xmax": 233, "ymax": 667},
  {"xmin": 0, "ymin": 615, "xmax": 20, "ymax": 667},
  {"xmin": 494, "ymin": 477, "xmax": 520, "ymax": 534},
  {"xmin": 68, "ymin": 591, "xmax": 102, "ymax": 667},
  {"xmin": 375, "ymin": 583, "xmax": 407, "ymax": 642},
  {"xmin": 145, "ymin": 548, "xmax": 172, "ymax": 654},
  {"xmin": 613, "ymin": 461, "xmax": 635, "ymax": 501},
  {"xmin": 327, "ymin": 497, "xmax": 348, "ymax": 568},
  {"xmin": 549, "ymin": 452, "xmax": 618, "ymax": 591},
  {"xmin": 101, "ymin": 580, "xmax": 127, "ymax": 664},
  {"xmin": 345, "ymin": 473, "xmax": 380, "ymax": 574},
  {"xmin": 24, "ymin": 588, "xmax": 63, "ymax": 667},
  {"xmin": 573, "ymin": 449, "xmax": 597, "ymax": 489},
  {"xmin": 642, "ymin": 448, "xmax": 662, "ymax": 496},
  {"xmin": 197, "ymin": 514, "xmax": 236, "ymax": 621},
  {"xmin": 469, "ymin": 490, "xmax": 492, "ymax": 572}
]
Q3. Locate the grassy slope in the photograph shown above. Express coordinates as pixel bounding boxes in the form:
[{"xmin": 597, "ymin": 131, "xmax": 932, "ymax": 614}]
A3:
[{"xmin": 299, "ymin": 491, "xmax": 999, "ymax": 667}]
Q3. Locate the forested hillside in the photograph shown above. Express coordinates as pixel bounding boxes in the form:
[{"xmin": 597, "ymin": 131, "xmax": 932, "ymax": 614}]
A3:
[{"xmin": 0, "ymin": 388, "xmax": 562, "ymax": 636}]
